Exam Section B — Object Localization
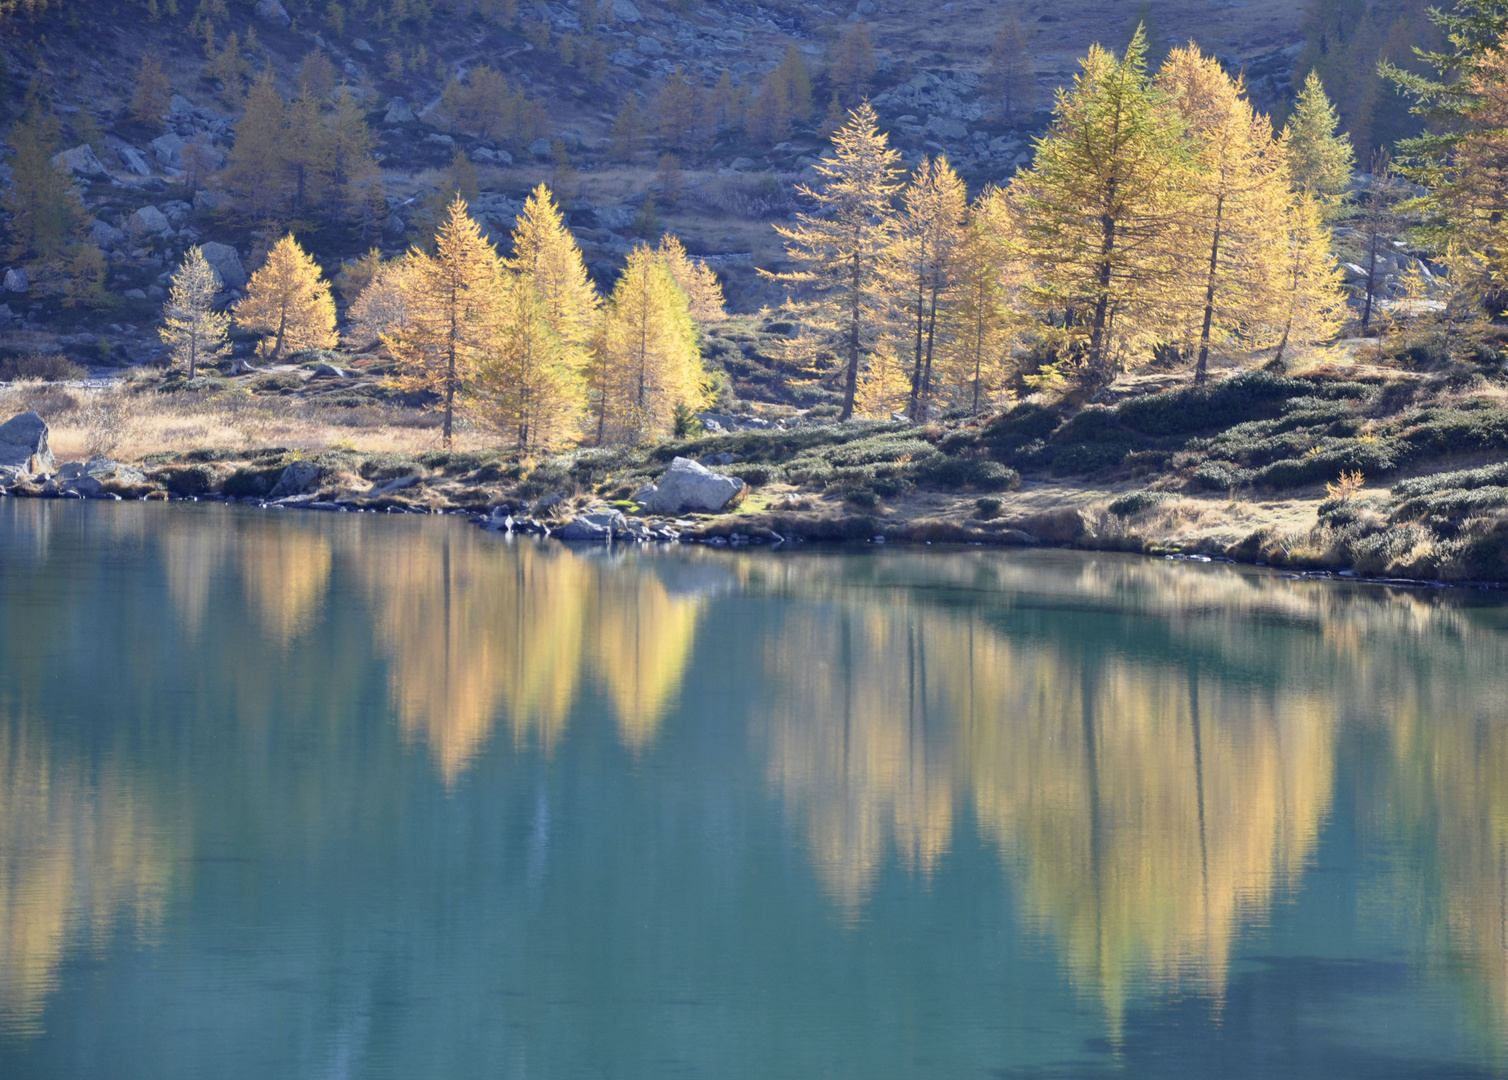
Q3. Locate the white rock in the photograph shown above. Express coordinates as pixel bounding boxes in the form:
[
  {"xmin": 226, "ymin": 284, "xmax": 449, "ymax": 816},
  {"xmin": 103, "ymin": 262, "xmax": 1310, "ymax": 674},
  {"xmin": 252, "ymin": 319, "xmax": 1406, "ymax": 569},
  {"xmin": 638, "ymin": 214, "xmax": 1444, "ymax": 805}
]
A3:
[
  {"xmin": 641, "ymin": 457, "xmax": 745, "ymax": 514},
  {"xmin": 149, "ymin": 133, "xmax": 187, "ymax": 169},
  {"xmin": 130, "ymin": 205, "xmax": 172, "ymax": 236},
  {"xmin": 0, "ymin": 412, "xmax": 54, "ymax": 474},
  {"xmin": 254, "ymin": 0, "xmax": 291, "ymax": 27},
  {"xmin": 384, "ymin": 97, "xmax": 416, "ymax": 123},
  {"xmin": 198, "ymin": 241, "xmax": 245, "ymax": 289},
  {"xmin": 612, "ymin": 0, "xmax": 641, "ymax": 22},
  {"xmin": 53, "ymin": 144, "xmax": 107, "ymax": 176},
  {"xmin": 3, "ymin": 268, "xmax": 29, "ymax": 294},
  {"xmin": 115, "ymin": 145, "xmax": 152, "ymax": 176}
]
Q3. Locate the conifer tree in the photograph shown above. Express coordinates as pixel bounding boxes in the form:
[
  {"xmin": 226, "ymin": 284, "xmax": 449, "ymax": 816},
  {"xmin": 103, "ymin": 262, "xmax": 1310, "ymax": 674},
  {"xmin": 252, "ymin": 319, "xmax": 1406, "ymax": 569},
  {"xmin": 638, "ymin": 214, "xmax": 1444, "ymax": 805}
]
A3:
[
  {"xmin": 296, "ymin": 50, "xmax": 337, "ymax": 100},
  {"xmin": 653, "ymin": 67, "xmax": 706, "ymax": 153},
  {"xmin": 478, "ymin": 273, "xmax": 584, "ymax": 450},
  {"xmin": 828, "ymin": 23, "xmax": 876, "ymax": 107},
  {"xmin": 1352, "ymin": 151, "xmax": 1408, "ymax": 329},
  {"xmin": 326, "ymin": 85, "xmax": 377, "ymax": 216},
  {"xmin": 160, "ymin": 246, "xmax": 231, "ymax": 378},
  {"xmin": 657, "ymin": 235, "xmax": 726, "ymax": 323},
  {"xmin": 749, "ymin": 44, "xmax": 814, "ymax": 144},
  {"xmin": 284, "ymin": 88, "xmax": 329, "ymax": 212},
  {"xmin": 710, "ymin": 70, "xmax": 746, "ymax": 130},
  {"xmin": 1281, "ymin": 71, "xmax": 1355, "ymax": 219},
  {"xmin": 1158, "ymin": 45, "xmax": 1288, "ymax": 382},
  {"xmin": 985, "ymin": 11, "xmax": 1034, "ymax": 120},
  {"xmin": 1270, "ymin": 194, "xmax": 1346, "ymax": 370},
  {"xmin": 233, "ymin": 234, "xmax": 338, "ymax": 361},
  {"xmin": 893, "ymin": 156, "xmax": 967, "ymax": 420},
  {"xmin": 131, "ymin": 51, "xmax": 172, "ymax": 127},
  {"xmin": 223, "ymin": 71, "xmax": 286, "ymax": 219},
  {"xmin": 1010, "ymin": 27, "xmax": 1186, "ymax": 385},
  {"xmin": 765, "ymin": 102, "xmax": 903, "ymax": 420},
  {"xmin": 385, "ymin": 198, "xmax": 503, "ymax": 447},
  {"xmin": 609, "ymin": 96, "xmax": 646, "ymax": 161},
  {"xmin": 505, "ymin": 183, "xmax": 601, "ymax": 361},
  {"xmin": 949, "ymin": 186, "xmax": 1022, "ymax": 413},
  {"xmin": 64, "ymin": 242, "xmax": 109, "ymax": 310},
  {"xmin": 591, "ymin": 244, "xmax": 704, "ymax": 444},
  {"xmin": 2, "ymin": 106, "xmax": 85, "ymax": 267},
  {"xmin": 347, "ymin": 257, "xmax": 418, "ymax": 348}
]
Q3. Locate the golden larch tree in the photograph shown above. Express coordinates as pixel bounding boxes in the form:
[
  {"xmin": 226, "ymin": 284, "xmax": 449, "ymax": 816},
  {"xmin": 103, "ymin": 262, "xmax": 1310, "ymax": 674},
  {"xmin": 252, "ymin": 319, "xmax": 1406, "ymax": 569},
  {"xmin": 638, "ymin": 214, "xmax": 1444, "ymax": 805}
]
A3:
[
  {"xmin": 1280, "ymin": 71, "xmax": 1355, "ymax": 220},
  {"xmin": 657, "ymin": 235, "xmax": 727, "ymax": 323},
  {"xmin": 893, "ymin": 156, "xmax": 968, "ymax": 421},
  {"xmin": 1270, "ymin": 193, "xmax": 1347, "ymax": 370},
  {"xmin": 504, "ymin": 183, "xmax": 601, "ymax": 362},
  {"xmin": 591, "ymin": 244, "xmax": 705, "ymax": 444},
  {"xmin": 384, "ymin": 197, "xmax": 503, "ymax": 447},
  {"xmin": 346, "ymin": 257, "xmax": 420, "ymax": 349},
  {"xmin": 764, "ymin": 101, "xmax": 904, "ymax": 420},
  {"xmin": 947, "ymin": 186, "xmax": 1024, "ymax": 414},
  {"xmin": 478, "ymin": 272, "xmax": 585, "ymax": 451},
  {"xmin": 233, "ymin": 234, "xmax": 337, "ymax": 361}
]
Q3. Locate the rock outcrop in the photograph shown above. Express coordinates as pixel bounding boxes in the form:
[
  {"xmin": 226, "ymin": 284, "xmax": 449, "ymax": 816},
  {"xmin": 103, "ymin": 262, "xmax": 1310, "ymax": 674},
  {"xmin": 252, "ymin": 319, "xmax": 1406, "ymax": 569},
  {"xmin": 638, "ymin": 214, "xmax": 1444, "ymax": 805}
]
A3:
[
  {"xmin": 0, "ymin": 413, "xmax": 54, "ymax": 475},
  {"xmin": 636, "ymin": 457, "xmax": 745, "ymax": 514}
]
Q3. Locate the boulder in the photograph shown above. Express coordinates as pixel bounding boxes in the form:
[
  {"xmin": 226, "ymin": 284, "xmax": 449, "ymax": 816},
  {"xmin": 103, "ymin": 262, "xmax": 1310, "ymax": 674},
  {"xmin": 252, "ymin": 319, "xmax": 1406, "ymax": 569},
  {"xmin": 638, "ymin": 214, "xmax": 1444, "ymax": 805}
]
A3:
[
  {"xmin": 269, "ymin": 460, "xmax": 320, "ymax": 498},
  {"xmin": 636, "ymin": 35, "xmax": 663, "ymax": 55},
  {"xmin": 130, "ymin": 205, "xmax": 172, "ymax": 236},
  {"xmin": 54, "ymin": 144, "xmax": 107, "ymax": 177},
  {"xmin": 528, "ymin": 138, "xmax": 552, "ymax": 157},
  {"xmin": 60, "ymin": 474, "xmax": 105, "ymax": 498},
  {"xmin": 168, "ymin": 94, "xmax": 195, "ymax": 117},
  {"xmin": 312, "ymin": 362, "xmax": 344, "ymax": 377},
  {"xmin": 0, "ymin": 412, "xmax": 54, "ymax": 474},
  {"xmin": 149, "ymin": 133, "xmax": 187, "ymax": 170},
  {"xmin": 198, "ymin": 241, "xmax": 245, "ymax": 289},
  {"xmin": 639, "ymin": 457, "xmax": 745, "ymax": 514},
  {"xmin": 612, "ymin": 0, "xmax": 642, "ymax": 21},
  {"xmin": 3, "ymin": 268, "xmax": 29, "ymax": 294},
  {"xmin": 0, "ymin": 465, "xmax": 26, "ymax": 488},
  {"xmin": 115, "ymin": 145, "xmax": 153, "ymax": 176},
  {"xmin": 88, "ymin": 219, "xmax": 124, "ymax": 248},
  {"xmin": 230, "ymin": 358, "xmax": 259, "ymax": 375},
  {"xmin": 555, "ymin": 516, "xmax": 612, "ymax": 541},
  {"xmin": 383, "ymin": 97, "xmax": 416, "ymax": 123},
  {"xmin": 254, "ymin": 0, "xmax": 291, "ymax": 27},
  {"xmin": 84, "ymin": 456, "xmax": 146, "ymax": 484}
]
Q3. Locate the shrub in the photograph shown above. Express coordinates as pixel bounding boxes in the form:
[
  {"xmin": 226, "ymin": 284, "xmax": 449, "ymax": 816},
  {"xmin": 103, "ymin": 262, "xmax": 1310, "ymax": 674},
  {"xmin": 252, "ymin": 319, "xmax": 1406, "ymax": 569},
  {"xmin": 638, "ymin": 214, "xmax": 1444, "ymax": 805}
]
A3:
[
  {"xmin": 975, "ymin": 497, "xmax": 1002, "ymax": 519},
  {"xmin": 160, "ymin": 463, "xmax": 220, "ymax": 495},
  {"xmin": 1114, "ymin": 371, "xmax": 1316, "ymax": 436},
  {"xmin": 358, "ymin": 454, "xmax": 422, "ymax": 480},
  {"xmin": 517, "ymin": 460, "xmax": 571, "ymax": 497},
  {"xmin": 728, "ymin": 463, "xmax": 781, "ymax": 486},
  {"xmin": 223, "ymin": 464, "xmax": 286, "ymax": 497},
  {"xmin": 913, "ymin": 456, "xmax": 1020, "ymax": 491},
  {"xmin": 1108, "ymin": 490, "xmax": 1175, "ymax": 516},
  {"xmin": 843, "ymin": 486, "xmax": 880, "ymax": 507},
  {"xmin": 251, "ymin": 372, "xmax": 304, "ymax": 393},
  {"xmin": 0, "ymin": 352, "xmax": 87, "ymax": 382},
  {"xmin": 1191, "ymin": 461, "xmax": 1246, "ymax": 490}
]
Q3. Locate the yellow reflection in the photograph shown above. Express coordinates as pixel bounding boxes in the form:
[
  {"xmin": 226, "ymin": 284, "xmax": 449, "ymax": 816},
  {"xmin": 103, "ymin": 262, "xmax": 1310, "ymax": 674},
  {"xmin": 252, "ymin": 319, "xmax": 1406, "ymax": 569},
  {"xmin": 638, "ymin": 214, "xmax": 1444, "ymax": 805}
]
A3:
[
  {"xmin": 588, "ymin": 570, "xmax": 703, "ymax": 752},
  {"xmin": 0, "ymin": 716, "xmax": 175, "ymax": 1037},
  {"xmin": 237, "ymin": 522, "xmax": 333, "ymax": 645}
]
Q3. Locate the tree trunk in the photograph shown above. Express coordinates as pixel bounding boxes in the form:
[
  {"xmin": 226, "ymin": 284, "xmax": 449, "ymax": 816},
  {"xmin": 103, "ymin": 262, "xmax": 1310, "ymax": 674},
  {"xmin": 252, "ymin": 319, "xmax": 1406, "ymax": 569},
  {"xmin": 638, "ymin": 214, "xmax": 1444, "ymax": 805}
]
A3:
[
  {"xmin": 1088, "ymin": 210, "xmax": 1116, "ymax": 380},
  {"xmin": 1362, "ymin": 232, "xmax": 1378, "ymax": 329},
  {"xmin": 1194, "ymin": 194, "xmax": 1224, "ymax": 386},
  {"xmin": 908, "ymin": 273, "xmax": 926, "ymax": 422},
  {"xmin": 921, "ymin": 279, "xmax": 940, "ymax": 412},
  {"xmin": 840, "ymin": 252, "xmax": 861, "ymax": 421}
]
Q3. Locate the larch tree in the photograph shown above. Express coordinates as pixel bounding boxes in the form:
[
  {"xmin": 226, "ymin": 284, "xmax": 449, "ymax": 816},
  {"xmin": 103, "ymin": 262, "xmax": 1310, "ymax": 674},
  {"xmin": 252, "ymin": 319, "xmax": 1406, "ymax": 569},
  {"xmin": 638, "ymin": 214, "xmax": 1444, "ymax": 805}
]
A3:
[
  {"xmin": 764, "ymin": 101, "xmax": 904, "ymax": 420},
  {"xmin": 1270, "ymin": 193, "xmax": 1346, "ymax": 370},
  {"xmin": 592, "ymin": 244, "xmax": 704, "ymax": 444},
  {"xmin": 1010, "ymin": 26, "xmax": 1186, "ymax": 386},
  {"xmin": 347, "ymin": 257, "xmax": 419, "ymax": 348},
  {"xmin": 284, "ymin": 88, "xmax": 329, "ymax": 213},
  {"xmin": 1352, "ymin": 151, "xmax": 1409, "ymax": 329},
  {"xmin": 233, "ymin": 234, "xmax": 338, "ymax": 361},
  {"xmin": 478, "ymin": 273, "xmax": 584, "ymax": 451},
  {"xmin": 131, "ymin": 51, "xmax": 172, "ymax": 127},
  {"xmin": 748, "ymin": 44, "xmax": 814, "ymax": 144},
  {"xmin": 985, "ymin": 11, "xmax": 1035, "ymax": 120},
  {"xmin": 222, "ymin": 71, "xmax": 287, "ymax": 220},
  {"xmin": 948, "ymin": 185, "xmax": 1023, "ymax": 414},
  {"xmin": 657, "ymin": 235, "xmax": 727, "ymax": 323},
  {"xmin": 384, "ymin": 197, "xmax": 503, "ymax": 447},
  {"xmin": 326, "ymin": 85, "xmax": 377, "ymax": 218},
  {"xmin": 1157, "ymin": 45, "xmax": 1288, "ymax": 383},
  {"xmin": 2, "ymin": 106, "xmax": 84, "ymax": 268},
  {"xmin": 893, "ymin": 156, "xmax": 967, "ymax": 420},
  {"xmin": 828, "ymin": 23, "xmax": 876, "ymax": 107},
  {"xmin": 159, "ymin": 246, "xmax": 231, "ymax": 378},
  {"xmin": 653, "ymin": 67, "xmax": 707, "ymax": 153},
  {"xmin": 505, "ymin": 183, "xmax": 601, "ymax": 365},
  {"xmin": 1281, "ymin": 71, "xmax": 1355, "ymax": 219}
]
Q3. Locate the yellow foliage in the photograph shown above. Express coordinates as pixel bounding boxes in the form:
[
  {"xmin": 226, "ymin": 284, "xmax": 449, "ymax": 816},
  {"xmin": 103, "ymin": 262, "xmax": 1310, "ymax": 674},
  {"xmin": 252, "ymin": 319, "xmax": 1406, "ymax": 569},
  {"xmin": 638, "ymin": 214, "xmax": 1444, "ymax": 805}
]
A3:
[{"xmin": 232, "ymin": 234, "xmax": 337, "ymax": 362}]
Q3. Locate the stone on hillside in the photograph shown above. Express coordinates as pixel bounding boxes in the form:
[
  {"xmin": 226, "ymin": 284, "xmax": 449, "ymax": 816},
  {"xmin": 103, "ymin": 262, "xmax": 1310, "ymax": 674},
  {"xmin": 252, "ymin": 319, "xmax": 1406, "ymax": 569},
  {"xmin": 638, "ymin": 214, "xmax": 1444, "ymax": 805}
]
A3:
[
  {"xmin": 198, "ymin": 241, "xmax": 245, "ymax": 289},
  {"xmin": 130, "ymin": 205, "xmax": 172, "ymax": 236},
  {"xmin": 0, "ymin": 412, "xmax": 54, "ymax": 474},
  {"xmin": 925, "ymin": 114, "xmax": 968, "ymax": 140},
  {"xmin": 612, "ymin": 0, "xmax": 641, "ymax": 22},
  {"xmin": 639, "ymin": 457, "xmax": 745, "ymax": 514},
  {"xmin": 312, "ymin": 362, "xmax": 344, "ymax": 377},
  {"xmin": 3, "ymin": 269, "xmax": 29, "ymax": 294},
  {"xmin": 353, "ymin": 37, "xmax": 375, "ymax": 53},
  {"xmin": 270, "ymin": 461, "xmax": 320, "ymax": 498},
  {"xmin": 149, "ymin": 133, "xmax": 187, "ymax": 170},
  {"xmin": 115, "ymin": 145, "xmax": 152, "ymax": 176},
  {"xmin": 637, "ymin": 35, "xmax": 663, "ymax": 55},
  {"xmin": 383, "ymin": 97, "xmax": 416, "ymax": 123},
  {"xmin": 254, "ymin": 0, "xmax": 291, "ymax": 27},
  {"xmin": 84, "ymin": 456, "xmax": 146, "ymax": 484},
  {"xmin": 528, "ymin": 138, "xmax": 552, "ymax": 157},
  {"xmin": 89, "ymin": 219, "xmax": 124, "ymax": 248},
  {"xmin": 230, "ymin": 358, "xmax": 259, "ymax": 375},
  {"xmin": 168, "ymin": 94, "xmax": 194, "ymax": 116},
  {"xmin": 54, "ymin": 144, "xmax": 106, "ymax": 176}
]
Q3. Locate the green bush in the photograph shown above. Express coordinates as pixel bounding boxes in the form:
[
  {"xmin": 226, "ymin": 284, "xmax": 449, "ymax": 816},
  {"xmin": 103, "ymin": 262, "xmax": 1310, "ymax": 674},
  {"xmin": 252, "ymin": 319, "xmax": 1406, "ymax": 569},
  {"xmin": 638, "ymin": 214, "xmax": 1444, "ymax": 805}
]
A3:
[
  {"xmin": 251, "ymin": 372, "xmax": 304, "ymax": 393},
  {"xmin": 975, "ymin": 497, "xmax": 1002, "ymax": 519},
  {"xmin": 1114, "ymin": 371, "xmax": 1317, "ymax": 436},
  {"xmin": 1109, "ymin": 490, "xmax": 1175, "ymax": 516},
  {"xmin": 161, "ymin": 463, "xmax": 220, "ymax": 496},
  {"xmin": 913, "ymin": 456, "xmax": 1020, "ymax": 491},
  {"xmin": 728, "ymin": 463, "xmax": 781, "ymax": 486},
  {"xmin": 518, "ymin": 460, "xmax": 571, "ymax": 497},
  {"xmin": 358, "ymin": 454, "xmax": 422, "ymax": 480},
  {"xmin": 223, "ymin": 464, "xmax": 285, "ymax": 497}
]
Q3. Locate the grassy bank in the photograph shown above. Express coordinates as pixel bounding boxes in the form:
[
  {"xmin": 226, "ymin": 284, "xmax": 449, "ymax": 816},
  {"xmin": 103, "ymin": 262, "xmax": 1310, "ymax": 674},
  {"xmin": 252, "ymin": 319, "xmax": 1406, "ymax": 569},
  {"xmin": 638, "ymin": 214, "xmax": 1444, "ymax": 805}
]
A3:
[{"xmin": 4, "ymin": 347, "xmax": 1508, "ymax": 581}]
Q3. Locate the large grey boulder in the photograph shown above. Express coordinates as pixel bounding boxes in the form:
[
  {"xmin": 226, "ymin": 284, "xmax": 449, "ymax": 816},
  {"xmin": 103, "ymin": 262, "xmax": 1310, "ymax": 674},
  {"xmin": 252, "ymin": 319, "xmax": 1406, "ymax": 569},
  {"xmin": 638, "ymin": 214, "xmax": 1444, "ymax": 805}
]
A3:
[
  {"xmin": 88, "ymin": 219, "xmax": 124, "ymax": 248},
  {"xmin": 54, "ymin": 144, "xmax": 107, "ymax": 177},
  {"xmin": 0, "ymin": 413, "xmax": 54, "ymax": 474},
  {"xmin": 269, "ymin": 460, "xmax": 320, "ymax": 498},
  {"xmin": 149, "ymin": 133, "xmax": 187, "ymax": 170},
  {"xmin": 383, "ymin": 97, "xmax": 416, "ymax": 123},
  {"xmin": 115, "ymin": 144, "xmax": 153, "ymax": 176},
  {"xmin": 3, "ymin": 268, "xmax": 29, "ymax": 294},
  {"xmin": 254, "ymin": 0, "xmax": 291, "ymax": 27},
  {"xmin": 639, "ymin": 457, "xmax": 745, "ymax": 514},
  {"xmin": 130, "ymin": 205, "xmax": 172, "ymax": 236},
  {"xmin": 197, "ymin": 241, "xmax": 244, "ymax": 289},
  {"xmin": 555, "ymin": 510, "xmax": 628, "ymax": 541},
  {"xmin": 611, "ymin": 0, "xmax": 641, "ymax": 21}
]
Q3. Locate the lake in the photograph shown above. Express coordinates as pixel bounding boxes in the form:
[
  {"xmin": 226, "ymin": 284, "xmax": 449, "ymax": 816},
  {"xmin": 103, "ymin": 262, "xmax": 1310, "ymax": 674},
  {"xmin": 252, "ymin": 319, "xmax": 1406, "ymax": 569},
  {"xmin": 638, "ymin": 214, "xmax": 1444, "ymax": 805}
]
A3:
[{"xmin": 2, "ymin": 499, "xmax": 1507, "ymax": 1078}]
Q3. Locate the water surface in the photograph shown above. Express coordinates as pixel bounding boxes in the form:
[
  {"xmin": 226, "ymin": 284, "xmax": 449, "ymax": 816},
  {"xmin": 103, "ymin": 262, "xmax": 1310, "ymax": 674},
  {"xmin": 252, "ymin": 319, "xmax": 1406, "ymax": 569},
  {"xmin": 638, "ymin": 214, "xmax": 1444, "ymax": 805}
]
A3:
[{"xmin": 2, "ymin": 499, "xmax": 1507, "ymax": 1078}]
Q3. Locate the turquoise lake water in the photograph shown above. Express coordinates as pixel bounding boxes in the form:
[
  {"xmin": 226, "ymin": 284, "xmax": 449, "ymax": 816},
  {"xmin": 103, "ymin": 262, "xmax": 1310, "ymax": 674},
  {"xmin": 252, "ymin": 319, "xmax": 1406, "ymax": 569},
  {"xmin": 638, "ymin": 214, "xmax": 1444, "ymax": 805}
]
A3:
[{"xmin": 3, "ymin": 498, "xmax": 1508, "ymax": 1078}]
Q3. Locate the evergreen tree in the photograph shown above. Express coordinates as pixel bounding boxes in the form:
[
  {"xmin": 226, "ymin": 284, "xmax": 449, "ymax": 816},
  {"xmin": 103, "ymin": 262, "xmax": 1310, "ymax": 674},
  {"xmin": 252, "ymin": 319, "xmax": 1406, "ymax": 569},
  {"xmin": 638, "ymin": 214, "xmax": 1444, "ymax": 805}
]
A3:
[
  {"xmin": 1281, "ymin": 71, "xmax": 1355, "ymax": 219},
  {"xmin": 505, "ymin": 183, "xmax": 601, "ymax": 363},
  {"xmin": 1158, "ymin": 45, "xmax": 1289, "ymax": 383},
  {"xmin": 765, "ymin": 102, "xmax": 904, "ymax": 420},
  {"xmin": 657, "ymin": 235, "xmax": 726, "ymax": 323},
  {"xmin": 592, "ymin": 244, "xmax": 704, "ymax": 444},
  {"xmin": 2, "ymin": 106, "xmax": 85, "ymax": 268},
  {"xmin": 1352, "ymin": 151, "xmax": 1408, "ymax": 329},
  {"xmin": 653, "ymin": 67, "xmax": 706, "ymax": 153},
  {"xmin": 233, "ymin": 234, "xmax": 338, "ymax": 361},
  {"xmin": 1010, "ymin": 27, "xmax": 1186, "ymax": 385},
  {"xmin": 985, "ymin": 11, "xmax": 1034, "ymax": 120},
  {"xmin": 710, "ymin": 70, "xmax": 746, "ymax": 130},
  {"xmin": 748, "ymin": 44, "xmax": 814, "ymax": 144},
  {"xmin": 160, "ymin": 246, "xmax": 231, "ymax": 377},
  {"xmin": 223, "ymin": 71, "xmax": 286, "ymax": 220},
  {"xmin": 948, "ymin": 186, "xmax": 1022, "ymax": 413},
  {"xmin": 284, "ymin": 89, "xmax": 329, "ymax": 213},
  {"xmin": 385, "ymin": 198, "xmax": 503, "ymax": 447},
  {"xmin": 64, "ymin": 242, "xmax": 109, "ymax": 310},
  {"xmin": 347, "ymin": 257, "xmax": 418, "ymax": 348},
  {"xmin": 893, "ymin": 156, "xmax": 967, "ymax": 420},
  {"xmin": 479, "ymin": 273, "xmax": 584, "ymax": 450},
  {"xmin": 609, "ymin": 96, "xmax": 646, "ymax": 161},
  {"xmin": 326, "ymin": 86, "xmax": 377, "ymax": 216},
  {"xmin": 1271, "ymin": 193, "xmax": 1346, "ymax": 370},
  {"xmin": 296, "ymin": 50, "xmax": 337, "ymax": 100}
]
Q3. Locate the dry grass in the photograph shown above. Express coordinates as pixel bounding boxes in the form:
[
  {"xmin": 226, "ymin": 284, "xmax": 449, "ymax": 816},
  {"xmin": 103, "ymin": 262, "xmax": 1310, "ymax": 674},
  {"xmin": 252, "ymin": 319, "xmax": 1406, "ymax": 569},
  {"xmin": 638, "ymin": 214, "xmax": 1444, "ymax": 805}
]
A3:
[{"xmin": 0, "ymin": 377, "xmax": 492, "ymax": 462}]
